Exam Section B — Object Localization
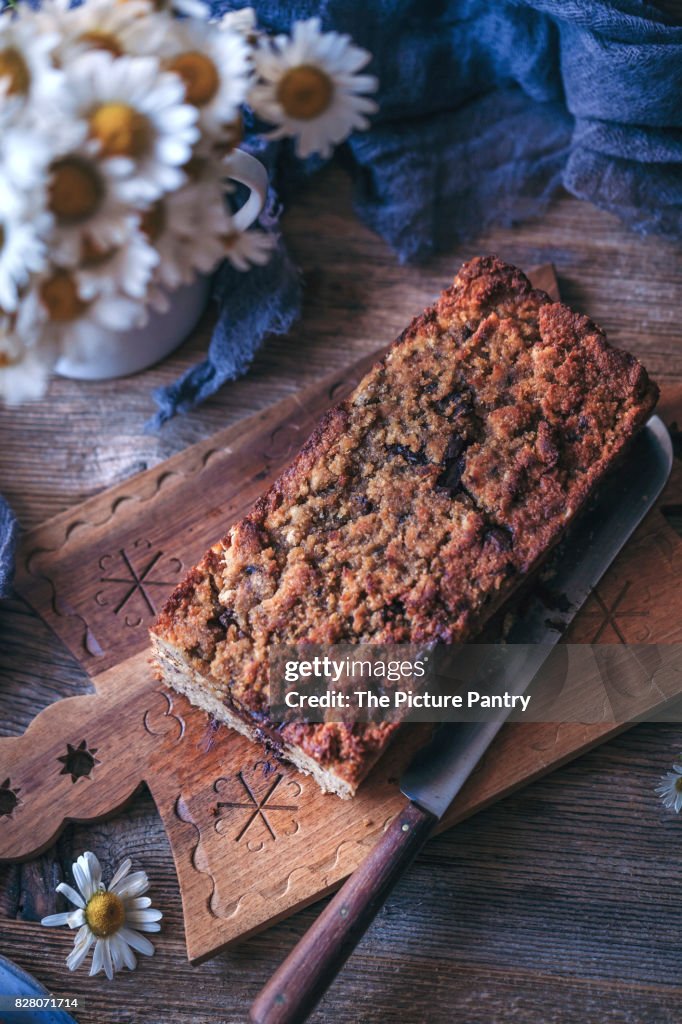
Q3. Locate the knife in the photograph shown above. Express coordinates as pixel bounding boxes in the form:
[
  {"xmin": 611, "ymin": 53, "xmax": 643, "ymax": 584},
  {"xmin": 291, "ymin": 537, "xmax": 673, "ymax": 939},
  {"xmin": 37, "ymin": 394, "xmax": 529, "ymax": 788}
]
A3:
[{"xmin": 250, "ymin": 416, "xmax": 673, "ymax": 1024}]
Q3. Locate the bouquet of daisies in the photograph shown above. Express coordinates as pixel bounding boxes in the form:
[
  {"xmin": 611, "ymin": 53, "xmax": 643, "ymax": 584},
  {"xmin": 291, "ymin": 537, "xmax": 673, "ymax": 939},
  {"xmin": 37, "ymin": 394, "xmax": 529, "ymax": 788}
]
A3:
[{"xmin": 0, "ymin": 1, "xmax": 377, "ymax": 404}]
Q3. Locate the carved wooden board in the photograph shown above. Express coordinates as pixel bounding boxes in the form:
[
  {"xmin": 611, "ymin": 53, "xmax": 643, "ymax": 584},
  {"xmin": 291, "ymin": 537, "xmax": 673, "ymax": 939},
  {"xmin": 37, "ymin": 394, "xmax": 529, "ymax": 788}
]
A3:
[{"xmin": 2, "ymin": 266, "xmax": 681, "ymax": 964}]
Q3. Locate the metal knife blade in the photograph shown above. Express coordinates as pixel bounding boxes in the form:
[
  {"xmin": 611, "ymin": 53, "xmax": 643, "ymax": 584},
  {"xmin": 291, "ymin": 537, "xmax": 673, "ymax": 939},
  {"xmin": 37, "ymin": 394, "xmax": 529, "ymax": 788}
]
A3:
[{"xmin": 400, "ymin": 416, "xmax": 673, "ymax": 819}]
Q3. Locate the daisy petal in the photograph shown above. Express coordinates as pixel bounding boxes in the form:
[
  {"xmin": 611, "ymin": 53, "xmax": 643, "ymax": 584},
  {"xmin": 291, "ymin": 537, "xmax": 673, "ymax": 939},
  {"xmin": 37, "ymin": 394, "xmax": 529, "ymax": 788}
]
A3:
[
  {"xmin": 72, "ymin": 859, "xmax": 91, "ymax": 902},
  {"xmin": 109, "ymin": 933, "xmax": 126, "ymax": 973},
  {"xmin": 90, "ymin": 939, "xmax": 104, "ymax": 977},
  {"xmin": 118, "ymin": 926, "xmax": 155, "ymax": 956},
  {"xmin": 102, "ymin": 938, "xmax": 114, "ymax": 981},
  {"xmin": 67, "ymin": 925, "xmax": 95, "ymax": 972},
  {"xmin": 107, "ymin": 858, "xmax": 132, "ymax": 891},
  {"xmin": 41, "ymin": 913, "xmax": 72, "ymax": 927},
  {"xmin": 56, "ymin": 883, "xmax": 85, "ymax": 909},
  {"xmin": 84, "ymin": 852, "xmax": 102, "ymax": 893},
  {"xmin": 128, "ymin": 897, "xmax": 152, "ymax": 910},
  {"xmin": 67, "ymin": 943, "xmax": 93, "ymax": 973},
  {"xmin": 112, "ymin": 872, "xmax": 150, "ymax": 898},
  {"xmin": 67, "ymin": 909, "xmax": 86, "ymax": 929},
  {"xmin": 125, "ymin": 909, "xmax": 163, "ymax": 925},
  {"xmin": 120, "ymin": 936, "xmax": 137, "ymax": 971}
]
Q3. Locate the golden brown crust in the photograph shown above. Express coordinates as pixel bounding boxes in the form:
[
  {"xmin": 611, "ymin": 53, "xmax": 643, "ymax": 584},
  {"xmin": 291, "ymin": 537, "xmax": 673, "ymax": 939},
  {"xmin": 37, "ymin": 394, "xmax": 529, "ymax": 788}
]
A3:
[{"xmin": 152, "ymin": 256, "xmax": 658, "ymax": 795}]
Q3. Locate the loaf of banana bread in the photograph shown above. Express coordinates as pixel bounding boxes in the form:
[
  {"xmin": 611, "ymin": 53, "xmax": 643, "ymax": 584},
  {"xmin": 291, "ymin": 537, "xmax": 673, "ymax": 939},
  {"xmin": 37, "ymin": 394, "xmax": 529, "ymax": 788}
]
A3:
[{"xmin": 151, "ymin": 256, "xmax": 658, "ymax": 797}]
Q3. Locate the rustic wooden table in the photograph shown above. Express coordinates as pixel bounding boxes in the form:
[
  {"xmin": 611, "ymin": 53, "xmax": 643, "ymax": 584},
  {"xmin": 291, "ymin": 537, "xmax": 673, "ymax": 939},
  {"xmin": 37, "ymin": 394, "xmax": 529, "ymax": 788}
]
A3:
[{"xmin": 1, "ymin": 166, "xmax": 681, "ymax": 1024}]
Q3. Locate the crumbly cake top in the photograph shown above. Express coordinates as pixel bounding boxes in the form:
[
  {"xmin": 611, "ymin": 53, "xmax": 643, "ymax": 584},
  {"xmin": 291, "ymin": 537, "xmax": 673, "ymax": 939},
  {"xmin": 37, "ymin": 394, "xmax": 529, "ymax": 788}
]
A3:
[{"xmin": 154, "ymin": 256, "xmax": 657, "ymax": 724}]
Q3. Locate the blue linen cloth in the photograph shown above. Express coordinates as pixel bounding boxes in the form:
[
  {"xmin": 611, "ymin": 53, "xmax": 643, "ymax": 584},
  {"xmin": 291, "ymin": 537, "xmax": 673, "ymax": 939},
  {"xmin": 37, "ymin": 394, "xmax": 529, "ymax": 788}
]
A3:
[
  {"xmin": 1, "ymin": 0, "xmax": 680, "ymax": 595},
  {"xmin": 152, "ymin": 0, "xmax": 682, "ymax": 423},
  {"xmin": 0, "ymin": 496, "xmax": 17, "ymax": 599}
]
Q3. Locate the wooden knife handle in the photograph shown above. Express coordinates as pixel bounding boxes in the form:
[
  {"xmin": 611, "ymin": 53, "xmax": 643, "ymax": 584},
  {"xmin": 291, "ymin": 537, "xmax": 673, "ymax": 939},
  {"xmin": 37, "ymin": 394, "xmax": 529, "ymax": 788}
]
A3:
[{"xmin": 250, "ymin": 800, "xmax": 436, "ymax": 1024}]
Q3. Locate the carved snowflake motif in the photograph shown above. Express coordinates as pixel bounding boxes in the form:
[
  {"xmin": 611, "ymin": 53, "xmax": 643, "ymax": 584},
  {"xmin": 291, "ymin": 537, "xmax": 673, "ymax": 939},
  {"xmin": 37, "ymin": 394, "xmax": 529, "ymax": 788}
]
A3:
[
  {"xmin": 583, "ymin": 582, "xmax": 649, "ymax": 644},
  {"xmin": 95, "ymin": 540, "xmax": 183, "ymax": 628},
  {"xmin": 214, "ymin": 769, "xmax": 301, "ymax": 852}
]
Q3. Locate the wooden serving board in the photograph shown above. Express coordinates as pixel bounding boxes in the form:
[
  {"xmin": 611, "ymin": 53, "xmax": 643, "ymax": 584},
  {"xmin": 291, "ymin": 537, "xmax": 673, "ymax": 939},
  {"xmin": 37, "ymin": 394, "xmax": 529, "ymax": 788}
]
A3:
[{"xmin": 2, "ymin": 266, "xmax": 682, "ymax": 965}]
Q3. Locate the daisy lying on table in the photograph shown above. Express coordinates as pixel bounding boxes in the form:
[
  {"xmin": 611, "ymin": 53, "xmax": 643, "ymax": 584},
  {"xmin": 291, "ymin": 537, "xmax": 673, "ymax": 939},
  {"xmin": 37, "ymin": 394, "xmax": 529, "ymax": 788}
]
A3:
[{"xmin": 41, "ymin": 851, "xmax": 162, "ymax": 980}]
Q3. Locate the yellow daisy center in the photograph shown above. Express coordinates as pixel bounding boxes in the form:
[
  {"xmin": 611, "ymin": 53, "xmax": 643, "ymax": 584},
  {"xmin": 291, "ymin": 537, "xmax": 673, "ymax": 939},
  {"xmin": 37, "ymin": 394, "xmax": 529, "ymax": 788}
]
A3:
[
  {"xmin": 0, "ymin": 47, "xmax": 30, "ymax": 96},
  {"xmin": 167, "ymin": 52, "xmax": 220, "ymax": 107},
  {"xmin": 676, "ymin": 776, "xmax": 682, "ymax": 793},
  {"xmin": 49, "ymin": 157, "xmax": 103, "ymax": 223},
  {"xmin": 139, "ymin": 200, "xmax": 166, "ymax": 242},
  {"xmin": 0, "ymin": 351, "xmax": 18, "ymax": 368},
  {"xmin": 85, "ymin": 890, "xmax": 125, "ymax": 938},
  {"xmin": 277, "ymin": 65, "xmax": 333, "ymax": 120},
  {"xmin": 77, "ymin": 31, "xmax": 124, "ymax": 58},
  {"xmin": 40, "ymin": 271, "xmax": 88, "ymax": 322},
  {"xmin": 89, "ymin": 103, "xmax": 151, "ymax": 159}
]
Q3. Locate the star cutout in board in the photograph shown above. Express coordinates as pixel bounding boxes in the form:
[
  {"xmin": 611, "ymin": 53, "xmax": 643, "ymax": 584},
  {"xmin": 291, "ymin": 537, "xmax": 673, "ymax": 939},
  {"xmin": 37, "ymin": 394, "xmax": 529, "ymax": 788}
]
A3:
[{"xmin": 58, "ymin": 740, "xmax": 100, "ymax": 783}]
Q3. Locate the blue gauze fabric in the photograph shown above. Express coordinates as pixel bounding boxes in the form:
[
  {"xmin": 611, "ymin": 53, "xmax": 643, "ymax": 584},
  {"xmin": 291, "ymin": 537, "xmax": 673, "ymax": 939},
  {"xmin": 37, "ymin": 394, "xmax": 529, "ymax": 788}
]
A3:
[
  {"xmin": 0, "ymin": 496, "xmax": 18, "ymax": 599},
  {"xmin": 151, "ymin": 0, "xmax": 682, "ymax": 424},
  {"xmin": 2, "ymin": 0, "xmax": 680, "ymax": 593}
]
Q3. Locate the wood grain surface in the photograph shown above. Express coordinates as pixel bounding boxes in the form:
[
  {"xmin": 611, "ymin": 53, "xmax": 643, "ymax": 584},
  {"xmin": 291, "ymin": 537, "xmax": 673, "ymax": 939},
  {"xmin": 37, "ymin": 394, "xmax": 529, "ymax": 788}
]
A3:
[
  {"xmin": 1, "ymin": 166, "xmax": 681, "ymax": 1023},
  {"xmin": 3, "ymin": 264, "xmax": 682, "ymax": 965}
]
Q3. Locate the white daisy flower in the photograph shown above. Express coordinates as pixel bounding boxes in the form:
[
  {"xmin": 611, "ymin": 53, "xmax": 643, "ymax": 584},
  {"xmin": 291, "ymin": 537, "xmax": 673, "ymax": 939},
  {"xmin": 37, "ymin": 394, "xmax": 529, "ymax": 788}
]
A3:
[
  {"xmin": 223, "ymin": 227, "xmax": 276, "ymax": 272},
  {"xmin": 47, "ymin": 145, "xmax": 145, "ymax": 266},
  {"xmin": 61, "ymin": 50, "xmax": 200, "ymax": 204},
  {"xmin": 250, "ymin": 17, "xmax": 378, "ymax": 159},
  {"xmin": 0, "ymin": 8, "xmax": 61, "ymax": 106},
  {"xmin": 41, "ymin": 851, "xmax": 162, "ymax": 980},
  {"xmin": 655, "ymin": 760, "xmax": 682, "ymax": 813},
  {"xmin": 35, "ymin": 0, "xmax": 160, "ymax": 65},
  {"xmin": 76, "ymin": 228, "xmax": 159, "ymax": 302},
  {"xmin": 0, "ymin": 308, "xmax": 53, "ymax": 405},
  {"xmin": 25, "ymin": 265, "xmax": 145, "ymax": 361},
  {"xmin": 158, "ymin": 18, "xmax": 251, "ymax": 144},
  {"xmin": 0, "ymin": 185, "xmax": 50, "ymax": 313}
]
